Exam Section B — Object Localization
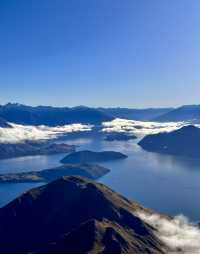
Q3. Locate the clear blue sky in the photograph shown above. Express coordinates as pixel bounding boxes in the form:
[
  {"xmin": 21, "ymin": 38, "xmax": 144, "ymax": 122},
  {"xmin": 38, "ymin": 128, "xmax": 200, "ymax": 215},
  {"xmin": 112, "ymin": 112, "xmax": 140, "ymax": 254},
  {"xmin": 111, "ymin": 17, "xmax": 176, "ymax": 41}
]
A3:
[{"xmin": 1, "ymin": 0, "xmax": 200, "ymax": 107}]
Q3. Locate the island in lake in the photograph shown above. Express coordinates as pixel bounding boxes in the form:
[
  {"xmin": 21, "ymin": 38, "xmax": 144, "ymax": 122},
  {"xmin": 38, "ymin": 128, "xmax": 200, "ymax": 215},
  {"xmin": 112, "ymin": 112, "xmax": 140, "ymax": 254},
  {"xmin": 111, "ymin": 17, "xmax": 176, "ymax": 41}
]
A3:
[
  {"xmin": 138, "ymin": 125, "xmax": 200, "ymax": 157},
  {"xmin": 0, "ymin": 141, "xmax": 75, "ymax": 160},
  {"xmin": 60, "ymin": 150, "xmax": 128, "ymax": 164},
  {"xmin": 105, "ymin": 132, "xmax": 137, "ymax": 141},
  {"xmin": 0, "ymin": 176, "xmax": 166, "ymax": 254},
  {"xmin": 0, "ymin": 163, "xmax": 110, "ymax": 183}
]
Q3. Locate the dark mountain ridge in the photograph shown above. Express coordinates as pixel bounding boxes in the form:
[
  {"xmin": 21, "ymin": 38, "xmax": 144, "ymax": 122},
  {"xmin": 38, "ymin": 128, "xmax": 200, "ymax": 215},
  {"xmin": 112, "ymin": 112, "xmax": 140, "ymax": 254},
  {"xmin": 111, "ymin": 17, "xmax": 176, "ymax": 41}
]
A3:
[
  {"xmin": 0, "ymin": 176, "xmax": 165, "ymax": 254},
  {"xmin": 0, "ymin": 103, "xmax": 175, "ymax": 126},
  {"xmin": 99, "ymin": 107, "xmax": 173, "ymax": 121},
  {"xmin": 0, "ymin": 104, "xmax": 113, "ymax": 126},
  {"xmin": 154, "ymin": 105, "xmax": 200, "ymax": 122},
  {"xmin": 4, "ymin": 103, "xmax": 200, "ymax": 126},
  {"xmin": 138, "ymin": 125, "xmax": 200, "ymax": 157},
  {"xmin": 0, "ymin": 117, "xmax": 11, "ymax": 128}
]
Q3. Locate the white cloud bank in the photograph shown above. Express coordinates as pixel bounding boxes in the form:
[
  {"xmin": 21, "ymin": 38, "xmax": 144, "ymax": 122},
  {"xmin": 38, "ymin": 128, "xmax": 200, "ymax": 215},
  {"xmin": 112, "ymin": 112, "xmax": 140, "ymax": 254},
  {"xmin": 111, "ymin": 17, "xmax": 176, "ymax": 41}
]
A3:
[
  {"xmin": 0, "ymin": 123, "xmax": 93, "ymax": 143},
  {"xmin": 102, "ymin": 118, "xmax": 189, "ymax": 137},
  {"xmin": 0, "ymin": 118, "xmax": 198, "ymax": 143},
  {"xmin": 138, "ymin": 212, "xmax": 200, "ymax": 254}
]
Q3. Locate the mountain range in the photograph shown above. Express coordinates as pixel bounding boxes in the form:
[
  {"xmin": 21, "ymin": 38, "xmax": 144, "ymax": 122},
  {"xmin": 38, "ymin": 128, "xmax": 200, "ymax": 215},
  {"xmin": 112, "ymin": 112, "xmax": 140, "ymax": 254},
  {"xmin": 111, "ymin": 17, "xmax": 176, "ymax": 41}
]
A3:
[
  {"xmin": 0, "ymin": 103, "xmax": 200, "ymax": 127},
  {"xmin": 99, "ymin": 107, "xmax": 173, "ymax": 121},
  {"xmin": 0, "ymin": 104, "xmax": 113, "ymax": 126},
  {"xmin": 0, "ymin": 104, "xmax": 169, "ymax": 126}
]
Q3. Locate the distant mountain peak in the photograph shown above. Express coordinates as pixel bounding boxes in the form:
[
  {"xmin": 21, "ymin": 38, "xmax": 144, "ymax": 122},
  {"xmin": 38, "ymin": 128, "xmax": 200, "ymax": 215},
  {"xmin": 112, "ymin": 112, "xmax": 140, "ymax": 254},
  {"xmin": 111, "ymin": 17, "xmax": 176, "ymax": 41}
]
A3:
[{"xmin": 4, "ymin": 102, "xmax": 24, "ymax": 107}]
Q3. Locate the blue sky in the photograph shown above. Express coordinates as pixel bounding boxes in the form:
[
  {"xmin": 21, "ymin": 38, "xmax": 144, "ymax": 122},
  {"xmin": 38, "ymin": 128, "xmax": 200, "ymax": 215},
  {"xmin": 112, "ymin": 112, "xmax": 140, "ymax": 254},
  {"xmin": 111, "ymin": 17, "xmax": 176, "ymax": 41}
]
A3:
[{"xmin": 1, "ymin": 0, "xmax": 200, "ymax": 107}]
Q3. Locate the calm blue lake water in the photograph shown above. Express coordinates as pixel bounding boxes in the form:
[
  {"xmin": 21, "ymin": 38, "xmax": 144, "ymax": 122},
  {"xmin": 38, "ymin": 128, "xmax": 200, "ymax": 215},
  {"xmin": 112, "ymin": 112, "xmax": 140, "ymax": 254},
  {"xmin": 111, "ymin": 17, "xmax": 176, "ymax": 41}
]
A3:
[{"xmin": 0, "ymin": 136, "xmax": 200, "ymax": 221}]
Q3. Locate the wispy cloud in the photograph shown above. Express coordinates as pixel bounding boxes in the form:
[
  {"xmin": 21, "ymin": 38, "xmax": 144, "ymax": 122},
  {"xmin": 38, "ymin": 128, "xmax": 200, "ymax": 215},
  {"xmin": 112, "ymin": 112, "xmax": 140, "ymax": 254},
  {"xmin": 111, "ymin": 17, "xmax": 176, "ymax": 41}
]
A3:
[
  {"xmin": 138, "ymin": 212, "xmax": 200, "ymax": 254},
  {"xmin": 0, "ymin": 123, "xmax": 93, "ymax": 143},
  {"xmin": 102, "ymin": 118, "xmax": 188, "ymax": 136}
]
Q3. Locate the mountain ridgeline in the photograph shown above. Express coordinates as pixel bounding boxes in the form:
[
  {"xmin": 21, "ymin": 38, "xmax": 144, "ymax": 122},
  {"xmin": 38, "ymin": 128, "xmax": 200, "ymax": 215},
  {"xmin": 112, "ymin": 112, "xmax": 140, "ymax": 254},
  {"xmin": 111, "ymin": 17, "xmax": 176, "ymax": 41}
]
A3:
[
  {"xmin": 154, "ymin": 105, "xmax": 200, "ymax": 122},
  {"xmin": 99, "ymin": 107, "xmax": 173, "ymax": 121},
  {"xmin": 0, "ymin": 104, "xmax": 173, "ymax": 126},
  {"xmin": 0, "ymin": 104, "xmax": 113, "ymax": 126},
  {"xmin": 138, "ymin": 125, "xmax": 200, "ymax": 157},
  {"xmin": 0, "ymin": 176, "xmax": 165, "ymax": 254},
  {"xmin": 1, "ymin": 103, "xmax": 200, "ymax": 127}
]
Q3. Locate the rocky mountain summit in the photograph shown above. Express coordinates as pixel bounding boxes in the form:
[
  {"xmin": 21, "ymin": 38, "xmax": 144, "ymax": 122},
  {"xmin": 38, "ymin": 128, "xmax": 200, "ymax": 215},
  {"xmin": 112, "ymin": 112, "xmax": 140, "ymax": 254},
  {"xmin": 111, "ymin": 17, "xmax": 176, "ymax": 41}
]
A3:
[{"xmin": 0, "ymin": 176, "xmax": 165, "ymax": 254}]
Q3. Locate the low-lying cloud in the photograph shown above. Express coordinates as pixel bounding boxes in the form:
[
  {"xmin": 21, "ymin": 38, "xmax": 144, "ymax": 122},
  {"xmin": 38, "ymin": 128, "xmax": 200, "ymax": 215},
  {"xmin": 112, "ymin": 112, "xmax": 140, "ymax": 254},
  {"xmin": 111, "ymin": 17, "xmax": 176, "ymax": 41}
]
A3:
[
  {"xmin": 0, "ymin": 119, "xmax": 197, "ymax": 144},
  {"xmin": 102, "ymin": 118, "xmax": 188, "ymax": 137},
  {"xmin": 0, "ymin": 123, "xmax": 93, "ymax": 143},
  {"xmin": 138, "ymin": 212, "xmax": 200, "ymax": 254}
]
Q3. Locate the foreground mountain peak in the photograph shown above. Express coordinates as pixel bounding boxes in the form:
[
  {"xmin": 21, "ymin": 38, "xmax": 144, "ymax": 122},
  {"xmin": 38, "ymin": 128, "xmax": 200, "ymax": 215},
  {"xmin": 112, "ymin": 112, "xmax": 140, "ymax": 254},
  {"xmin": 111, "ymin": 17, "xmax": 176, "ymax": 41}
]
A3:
[{"xmin": 0, "ymin": 176, "xmax": 165, "ymax": 254}]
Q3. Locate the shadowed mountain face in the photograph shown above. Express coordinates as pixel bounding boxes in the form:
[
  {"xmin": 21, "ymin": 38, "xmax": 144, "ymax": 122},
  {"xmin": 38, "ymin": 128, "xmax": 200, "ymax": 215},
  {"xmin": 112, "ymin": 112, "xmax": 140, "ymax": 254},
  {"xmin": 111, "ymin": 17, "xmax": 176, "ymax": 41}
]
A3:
[
  {"xmin": 138, "ymin": 125, "xmax": 200, "ymax": 157},
  {"xmin": 0, "ymin": 176, "xmax": 165, "ymax": 254},
  {"xmin": 99, "ymin": 107, "xmax": 173, "ymax": 121},
  {"xmin": 154, "ymin": 105, "xmax": 200, "ymax": 123},
  {"xmin": 0, "ymin": 117, "xmax": 11, "ymax": 128},
  {"xmin": 0, "ymin": 104, "xmax": 113, "ymax": 126},
  {"xmin": 60, "ymin": 150, "xmax": 128, "ymax": 164},
  {"xmin": 0, "ymin": 163, "xmax": 110, "ymax": 183}
]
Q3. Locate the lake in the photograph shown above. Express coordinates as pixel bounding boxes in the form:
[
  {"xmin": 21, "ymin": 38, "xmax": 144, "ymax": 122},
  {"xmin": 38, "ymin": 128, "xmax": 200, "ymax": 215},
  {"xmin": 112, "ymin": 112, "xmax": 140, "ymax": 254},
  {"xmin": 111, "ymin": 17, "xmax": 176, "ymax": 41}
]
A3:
[{"xmin": 0, "ymin": 136, "xmax": 200, "ymax": 221}]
